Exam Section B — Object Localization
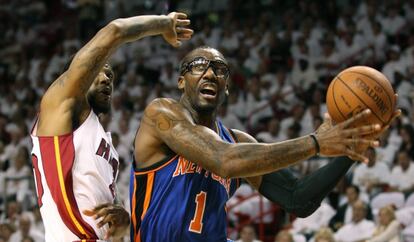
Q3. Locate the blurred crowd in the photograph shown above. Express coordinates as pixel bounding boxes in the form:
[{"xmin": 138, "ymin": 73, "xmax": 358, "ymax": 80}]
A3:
[{"xmin": 1, "ymin": 0, "xmax": 414, "ymax": 241}]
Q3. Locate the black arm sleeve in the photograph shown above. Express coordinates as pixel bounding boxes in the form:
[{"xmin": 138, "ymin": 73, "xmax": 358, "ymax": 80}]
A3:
[{"xmin": 258, "ymin": 156, "xmax": 354, "ymax": 218}]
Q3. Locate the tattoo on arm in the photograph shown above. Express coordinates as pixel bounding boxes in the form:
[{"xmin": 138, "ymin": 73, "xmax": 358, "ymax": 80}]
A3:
[
  {"xmin": 143, "ymin": 99, "xmax": 315, "ymax": 177},
  {"xmin": 119, "ymin": 16, "xmax": 171, "ymax": 42},
  {"xmin": 75, "ymin": 46, "xmax": 109, "ymax": 93},
  {"xmin": 50, "ymin": 75, "xmax": 66, "ymax": 88},
  {"xmin": 228, "ymin": 138, "xmax": 313, "ymax": 171}
]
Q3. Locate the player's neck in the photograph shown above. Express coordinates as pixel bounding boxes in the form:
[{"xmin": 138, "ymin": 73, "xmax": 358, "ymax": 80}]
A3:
[{"xmin": 180, "ymin": 97, "xmax": 217, "ymax": 131}]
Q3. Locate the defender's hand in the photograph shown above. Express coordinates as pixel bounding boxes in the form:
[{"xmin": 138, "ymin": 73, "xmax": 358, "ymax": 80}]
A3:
[
  {"xmin": 163, "ymin": 12, "xmax": 193, "ymax": 47},
  {"xmin": 315, "ymin": 109, "xmax": 381, "ymax": 163},
  {"xmin": 83, "ymin": 203, "xmax": 130, "ymax": 239}
]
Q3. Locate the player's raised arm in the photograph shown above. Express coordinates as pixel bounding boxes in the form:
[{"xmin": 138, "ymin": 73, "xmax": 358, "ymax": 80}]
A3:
[
  {"xmin": 37, "ymin": 13, "xmax": 192, "ymax": 135},
  {"xmin": 41, "ymin": 12, "xmax": 192, "ymax": 113},
  {"xmin": 137, "ymin": 98, "xmax": 380, "ymax": 179}
]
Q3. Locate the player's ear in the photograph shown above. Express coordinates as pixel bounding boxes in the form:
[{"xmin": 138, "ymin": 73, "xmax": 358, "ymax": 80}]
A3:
[
  {"xmin": 178, "ymin": 76, "xmax": 185, "ymax": 90},
  {"xmin": 225, "ymin": 84, "xmax": 229, "ymax": 96}
]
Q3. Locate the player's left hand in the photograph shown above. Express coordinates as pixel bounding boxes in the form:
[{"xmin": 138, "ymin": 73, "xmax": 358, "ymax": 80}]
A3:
[
  {"xmin": 83, "ymin": 203, "xmax": 130, "ymax": 239},
  {"xmin": 163, "ymin": 12, "xmax": 193, "ymax": 47}
]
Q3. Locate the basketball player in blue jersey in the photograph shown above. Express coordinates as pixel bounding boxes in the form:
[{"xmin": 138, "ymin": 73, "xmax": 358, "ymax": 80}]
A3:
[{"xmin": 131, "ymin": 46, "xmax": 399, "ymax": 242}]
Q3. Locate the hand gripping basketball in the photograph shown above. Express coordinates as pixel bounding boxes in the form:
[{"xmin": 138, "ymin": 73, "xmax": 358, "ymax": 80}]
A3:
[{"xmin": 314, "ymin": 109, "xmax": 381, "ymax": 163}]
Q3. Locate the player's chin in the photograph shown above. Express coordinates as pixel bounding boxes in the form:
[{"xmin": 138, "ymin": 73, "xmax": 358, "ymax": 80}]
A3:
[
  {"xmin": 91, "ymin": 101, "xmax": 111, "ymax": 115},
  {"xmin": 196, "ymin": 101, "xmax": 218, "ymax": 112}
]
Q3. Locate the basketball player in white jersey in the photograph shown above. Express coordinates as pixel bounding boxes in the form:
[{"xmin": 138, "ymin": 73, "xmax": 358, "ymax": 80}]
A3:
[{"xmin": 30, "ymin": 12, "xmax": 193, "ymax": 241}]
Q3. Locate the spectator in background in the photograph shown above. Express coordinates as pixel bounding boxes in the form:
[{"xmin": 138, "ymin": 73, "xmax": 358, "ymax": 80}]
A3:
[
  {"xmin": 329, "ymin": 185, "xmax": 373, "ymax": 231},
  {"xmin": 382, "ymin": 46, "xmax": 406, "ymax": 85},
  {"xmin": 334, "ymin": 200, "xmax": 375, "ymax": 242},
  {"xmin": 352, "ymin": 147, "xmax": 390, "ymax": 197},
  {"xmin": 29, "ymin": 207, "xmax": 43, "ymax": 235},
  {"xmin": 268, "ymin": 68, "xmax": 297, "ymax": 113},
  {"xmin": 219, "ymin": 27, "xmax": 240, "ymax": 56},
  {"xmin": 314, "ymin": 40, "xmax": 341, "ymax": 83},
  {"xmin": 0, "ymin": 114, "xmax": 11, "ymax": 145},
  {"xmin": 245, "ymin": 75, "xmax": 273, "ymax": 129},
  {"xmin": 235, "ymin": 224, "xmax": 262, "ymax": 242},
  {"xmin": 9, "ymin": 213, "xmax": 43, "ymax": 242},
  {"xmin": 218, "ymin": 103, "xmax": 245, "ymax": 132},
  {"xmin": 4, "ymin": 146, "xmax": 31, "ymax": 205},
  {"xmin": 256, "ymin": 118, "xmax": 284, "ymax": 143},
  {"xmin": 366, "ymin": 205, "xmax": 401, "ymax": 242},
  {"xmin": 398, "ymin": 124, "xmax": 414, "ymax": 159},
  {"xmin": 0, "ymin": 223, "xmax": 15, "ymax": 242},
  {"xmin": 381, "ymin": 5, "xmax": 406, "ymax": 37},
  {"xmin": 291, "ymin": 202, "xmax": 336, "ymax": 238},
  {"xmin": 389, "ymin": 149, "xmax": 414, "ymax": 195},
  {"xmin": 274, "ymin": 230, "xmax": 294, "ymax": 242},
  {"xmin": 314, "ymin": 227, "xmax": 335, "ymax": 242},
  {"xmin": 0, "ymin": 201, "xmax": 21, "ymax": 227},
  {"xmin": 77, "ymin": 0, "xmax": 102, "ymax": 40},
  {"xmin": 375, "ymin": 128, "xmax": 399, "ymax": 167},
  {"xmin": 366, "ymin": 21, "xmax": 387, "ymax": 64},
  {"xmin": 291, "ymin": 59, "xmax": 318, "ymax": 102},
  {"xmin": 21, "ymin": 237, "xmax": 35, "ymax": 242}
]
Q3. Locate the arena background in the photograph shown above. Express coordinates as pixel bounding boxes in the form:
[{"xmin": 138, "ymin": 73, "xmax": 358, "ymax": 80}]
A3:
[{"xmin": 1, "ymin": 0, "xmax": 414, "ymax": 241}]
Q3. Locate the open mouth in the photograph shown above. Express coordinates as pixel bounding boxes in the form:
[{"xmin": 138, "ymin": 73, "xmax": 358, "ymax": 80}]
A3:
[
  {"xmin": 99, "ymin": 87, "xmax": 112, "ymax": 101},
  {"xmin": 200, "ymin": 88, "xmax": 217, "ymax": 97},
  {"xmin": 100, "ymin": 86, "xmax": 112, "ymax": 96},
  {"xmin": 199, "ymin": 83, "xmax": 217, "ymax": 99}
]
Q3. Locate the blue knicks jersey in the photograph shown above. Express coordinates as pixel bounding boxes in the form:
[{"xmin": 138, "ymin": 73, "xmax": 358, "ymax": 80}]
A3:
[{"xmin": 130, "ymin": 121, "xmax": 240, "ymax": 242}]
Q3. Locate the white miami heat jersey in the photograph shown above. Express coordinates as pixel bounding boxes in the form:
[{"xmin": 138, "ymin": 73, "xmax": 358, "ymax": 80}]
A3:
[{"xmin": 31, "ymin": 111, "xmax": 119, "ymax": 242}]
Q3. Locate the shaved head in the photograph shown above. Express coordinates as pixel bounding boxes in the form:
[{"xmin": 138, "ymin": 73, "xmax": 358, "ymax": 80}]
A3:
[{"xmin": 180, "ymin": 46, "xmax": 227, "ymax": 73}]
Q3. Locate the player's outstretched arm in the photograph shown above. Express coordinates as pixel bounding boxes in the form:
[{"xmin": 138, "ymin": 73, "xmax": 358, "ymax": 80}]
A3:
[
  {"xmin": 41, "ymin": 12, "xmax": 192, "ymax": 113},
  {"xmin": 137, "ymin": 98, "xmax": 380, "ymax": 179},
  {"xmin": 228, "ymin": 129, "xmax": 355, "ymax": 217},
  {"xmin": 236, "ymin": 109, "xmax": 401, "ymax": 217}
]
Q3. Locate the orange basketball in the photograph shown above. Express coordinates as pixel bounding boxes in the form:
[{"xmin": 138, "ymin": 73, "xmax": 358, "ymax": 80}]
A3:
[{"xmin": 326, "ymin": 66, "xmax": 396, "ymax": 126}]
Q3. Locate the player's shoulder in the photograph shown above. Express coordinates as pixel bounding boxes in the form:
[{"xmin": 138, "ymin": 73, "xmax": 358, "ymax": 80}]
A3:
[
  {"xmin": 229, "ymin": 129, "xmax": 257, "ymax": 143},
  {"xmin": 144, "ymin": 98, "xmax": 187, "ymax": 120},
  {"xmin": 146, "ymin": 98, "xmax": 180, "ymax": 112}
]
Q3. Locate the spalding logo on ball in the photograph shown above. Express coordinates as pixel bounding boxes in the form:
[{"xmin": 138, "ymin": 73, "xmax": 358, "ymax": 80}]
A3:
[{"xmin": 326, "ymin": 66, "xmax": 396, "ymax": 126}]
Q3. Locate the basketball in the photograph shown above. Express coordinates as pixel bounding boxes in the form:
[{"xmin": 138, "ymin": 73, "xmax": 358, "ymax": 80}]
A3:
[{"xmin": 326, "ymin": 66, "xmax": 396, "ymax": 126}]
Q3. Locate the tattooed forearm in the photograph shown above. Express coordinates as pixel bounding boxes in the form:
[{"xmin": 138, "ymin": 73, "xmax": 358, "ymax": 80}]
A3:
[
  {"xmin": 115, "ymin": 16, "xmax": 171, "ymax": 43},
  {"xmin": 221, "ymin": 136, "xmax": 315, "ymax": 177}
]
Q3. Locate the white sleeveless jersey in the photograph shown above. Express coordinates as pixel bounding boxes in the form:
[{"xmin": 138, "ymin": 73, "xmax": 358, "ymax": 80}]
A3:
[{"xmin": 31, "ymin": 111, "xmax": 119, "ymax": 242}]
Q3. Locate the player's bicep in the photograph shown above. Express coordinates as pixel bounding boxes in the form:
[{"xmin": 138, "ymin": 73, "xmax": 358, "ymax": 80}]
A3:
[{"xmin": 142, "ymin": 99, "xmax": 231, "ymax": 174}]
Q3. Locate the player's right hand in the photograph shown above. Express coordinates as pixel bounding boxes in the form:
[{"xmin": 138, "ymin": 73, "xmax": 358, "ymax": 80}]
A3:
[
  {"xmin": 163, "ymin": 12, "xmax": 193, "ymax": 47},
  {"xmin": 314, "ymin": 109, "xmax": 381, "ymax": 163}
]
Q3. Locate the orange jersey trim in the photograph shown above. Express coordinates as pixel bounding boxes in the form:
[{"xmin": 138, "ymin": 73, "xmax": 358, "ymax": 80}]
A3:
[
  {"xmin": 141, "ymin": 172, "xmax": 154, "ymax": 220},
  {"xmin": 131, "ymin": 178, "xmax": 138, "ymax": 240}
]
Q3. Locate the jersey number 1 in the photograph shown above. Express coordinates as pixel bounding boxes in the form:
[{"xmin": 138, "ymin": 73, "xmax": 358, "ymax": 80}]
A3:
[{"xmin": 189, "ymin": 191, "xmax": 207, "ymax": 233}]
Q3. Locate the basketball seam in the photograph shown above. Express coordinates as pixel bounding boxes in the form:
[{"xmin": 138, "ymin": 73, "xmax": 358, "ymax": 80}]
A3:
[
  {"xmin": 337, "ymin": 76, "xmax": 386, "ymax": 124},
  {"xmin": 347, "ymin": 70, "xmax": 393, "ymax": 108},
  {"xmin": 331, "ymin": 78, "xmax": 347, "ymax": 121}
]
